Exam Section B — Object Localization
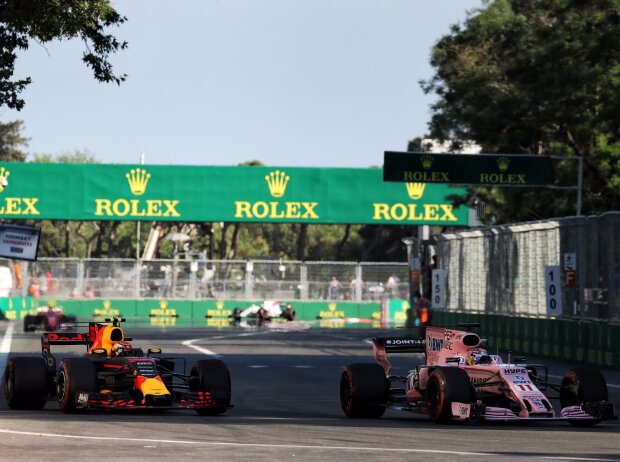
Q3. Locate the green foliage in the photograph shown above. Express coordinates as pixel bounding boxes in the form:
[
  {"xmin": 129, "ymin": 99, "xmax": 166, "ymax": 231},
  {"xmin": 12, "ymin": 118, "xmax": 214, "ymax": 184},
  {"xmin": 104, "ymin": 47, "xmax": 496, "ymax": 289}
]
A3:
[
  {"xmin": 0, "ymin": 0, "xmax": 127, "ymax": 110},
  {"xmin": 0, "ymin": 120, "xmax": 28, "ymax": 161},
  {"xmin": 32, "ymin": 149, "xmax": 99, "ymax": 164},
  {"xmin": 422, "ymin": 0, "xmax": 620, "ymax": 221}
]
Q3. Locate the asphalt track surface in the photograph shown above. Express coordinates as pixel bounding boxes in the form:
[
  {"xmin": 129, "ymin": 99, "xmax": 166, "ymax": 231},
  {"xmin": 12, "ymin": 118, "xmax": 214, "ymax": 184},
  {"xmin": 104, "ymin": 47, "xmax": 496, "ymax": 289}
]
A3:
[{"xmin": 0, "ymin": 320, "xmax": 619, "ymax": 462}]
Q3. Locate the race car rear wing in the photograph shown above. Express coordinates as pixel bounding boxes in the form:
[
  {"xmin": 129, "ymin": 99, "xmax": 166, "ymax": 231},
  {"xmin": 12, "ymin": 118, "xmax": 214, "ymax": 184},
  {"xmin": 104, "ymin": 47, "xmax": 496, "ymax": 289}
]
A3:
[
  {"xmin": 372, "ymin": 337, "xmax": 426, "ymax": 353},
  {"xmin": 372, "ymin": 336, "xmax": 425, "ymax": 374},
  {"xmin": 41, "ymin": 332, "xmax": 90, "ymax": 346},
  {"xmin": 40, "ymin": 332, "xmax": 90, "ymax": 373}
]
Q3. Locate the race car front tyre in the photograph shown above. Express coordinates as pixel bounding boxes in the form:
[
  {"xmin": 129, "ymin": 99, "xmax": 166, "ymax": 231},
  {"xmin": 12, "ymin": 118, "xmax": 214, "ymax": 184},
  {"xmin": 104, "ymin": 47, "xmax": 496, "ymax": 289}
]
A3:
[
  {"xmin": 190, "ymin": 359, "xmax": 231, "ymax": 416},
  {"xmin": 426, "ymin": 367, "xmax": 474, "ymax": 423},
  {"xmin": 57, "ymin": 359, "xmax": 98, "ymax": 413},
  {"xmin": 560, "ymin": 366, "xmax": 608, "ymax": 426},
  {"xmin": 4, "ymin": 357, "xmax": 48, "ymax": 410},
  {"xmin": 340, "ymin": 363, "xmax": 388, "ymax": 418}
]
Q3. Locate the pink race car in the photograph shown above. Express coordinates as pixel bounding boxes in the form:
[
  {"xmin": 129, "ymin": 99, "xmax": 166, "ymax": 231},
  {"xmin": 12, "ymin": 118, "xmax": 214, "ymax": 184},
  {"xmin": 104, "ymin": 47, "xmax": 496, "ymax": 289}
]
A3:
[{"xmin": 340, "ymin": 324, "xmax": 616, "ymax": 425}]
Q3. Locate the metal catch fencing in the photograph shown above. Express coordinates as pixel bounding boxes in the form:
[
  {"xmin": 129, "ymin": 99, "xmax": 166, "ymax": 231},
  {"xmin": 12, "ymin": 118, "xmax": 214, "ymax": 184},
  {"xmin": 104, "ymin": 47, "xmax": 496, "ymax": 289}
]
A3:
[
  {"xmin": 435, "ymin": 212, "xmax": 620, "ymax": 323},
  {"xmin": 1, "ymin": 258, "xmax": 408, "ymax": 303}
]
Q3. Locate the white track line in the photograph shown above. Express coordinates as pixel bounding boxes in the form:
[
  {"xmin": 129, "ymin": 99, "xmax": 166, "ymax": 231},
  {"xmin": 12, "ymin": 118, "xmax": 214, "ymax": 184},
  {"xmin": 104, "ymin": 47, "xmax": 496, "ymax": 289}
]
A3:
[
  {"xmin": 0, "ymin": 428, "xmax": 498, "ymax": 457},
  {"xmin": 0, "ymin": 428, "xmax": 613, "ymax": 460},
  {"xmin": 0, "ymin": 323, "xmax": 15, "ymax": 376},
  {"xmin": 181, "ymin": 338, "xmax": 219, "ymax": 357},
  {"xmin": 0, "ymin": 428, "xmax": 614, "ymax": 461},
  {"xmin": 181, "ymin": 330, "xmax": 271, "ymax": 358}
]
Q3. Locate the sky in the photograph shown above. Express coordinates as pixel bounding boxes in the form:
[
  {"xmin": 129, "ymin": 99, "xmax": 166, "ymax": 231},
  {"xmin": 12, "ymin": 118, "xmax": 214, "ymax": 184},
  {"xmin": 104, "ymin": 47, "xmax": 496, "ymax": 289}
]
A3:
[{"xmin": 1, "ymin": 0, "xmax": 482, "ymax": 168}]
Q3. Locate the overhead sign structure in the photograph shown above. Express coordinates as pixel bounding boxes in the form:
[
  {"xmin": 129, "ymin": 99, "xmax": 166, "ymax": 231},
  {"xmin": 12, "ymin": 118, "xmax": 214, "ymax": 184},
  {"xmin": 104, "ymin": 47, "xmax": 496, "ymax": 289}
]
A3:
[
  {"xmin": 0, "ymin": 163, "xmax": 470, "ymax": 226},
  {"xmin": 0, "ymin": 224, "xmax": 41, "ymax": 261},
  {"xmin": 383, "ymin": 151, "xmax": 554, "ymax": 187}
]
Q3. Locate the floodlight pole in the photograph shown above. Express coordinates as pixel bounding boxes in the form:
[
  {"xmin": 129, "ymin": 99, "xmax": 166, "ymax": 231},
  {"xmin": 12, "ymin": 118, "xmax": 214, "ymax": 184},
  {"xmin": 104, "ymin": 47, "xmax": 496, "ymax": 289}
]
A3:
[{"xmin": 402, "ymin": 236, "xmax": 421, "ymax": 329}]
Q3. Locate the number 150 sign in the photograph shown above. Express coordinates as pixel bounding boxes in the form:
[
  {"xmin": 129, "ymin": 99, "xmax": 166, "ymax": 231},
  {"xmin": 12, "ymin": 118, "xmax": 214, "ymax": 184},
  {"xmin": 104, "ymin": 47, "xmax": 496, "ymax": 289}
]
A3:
[{"xmin": 545, "ymin": 266, "xmax": 563, "ymax": 317}]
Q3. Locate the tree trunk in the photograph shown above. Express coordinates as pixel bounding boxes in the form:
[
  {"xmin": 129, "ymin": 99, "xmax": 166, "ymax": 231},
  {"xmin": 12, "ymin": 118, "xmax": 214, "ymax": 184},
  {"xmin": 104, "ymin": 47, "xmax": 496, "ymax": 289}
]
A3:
[
  {"xmin": 296, "ymin": 223, "xmax": 308, "ymax": 261},
  {"xmin": 361, "ymin": 225, "xmax": 384, "ymax": 261},
  {"xmin": 64, "ymin": 221, "xmax": 71, "ymax": 257},
  {"xmin": 335, "ymin": 224, "xmax": 351, "ymax": 260},
  {"xmin": 93, "ymin": 221, "xmax": 106, "ymax": 258},
  {"xmin": 76, "ymin": 222, "xmax": 100, "ymax": 259},
  {"xmin": 107, "ymin": 221, "xmax": 120, "ymax": 257},
  {"xmin": 218, "ymin": 223, "xmax": 230, "ymax": 260},
  {"xmin": 227, "ymin": 223, "xmax": 242, "ymax": 259}
]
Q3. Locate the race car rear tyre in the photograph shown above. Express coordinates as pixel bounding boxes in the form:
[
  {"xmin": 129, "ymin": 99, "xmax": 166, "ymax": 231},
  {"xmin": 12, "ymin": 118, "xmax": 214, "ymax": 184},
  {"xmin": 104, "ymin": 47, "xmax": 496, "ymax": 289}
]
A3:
[
  {"xmin": 340, "ymin": 363, "xmax": 388, "ymax": 418},
  {"xmin": 22, "ymin": 315, "xmax": 35, "ymax": 332},
  {"xmin": 57, "ymin": 359, "xmax": 98, "ymax": 413},
  {"xmin": 426, "ymin": 367, "xmax": 474, "ymax": 423},
  {"xmin": 4, "ymin": 357, "xmax": 48, "ymax": 410},
  {"xmin": 560, "ymin": 366, "xmax": 608, "ymax": 426},
  {"xmin": 191, "ymin": 359, "xmax": 231, "ymax": 416}
]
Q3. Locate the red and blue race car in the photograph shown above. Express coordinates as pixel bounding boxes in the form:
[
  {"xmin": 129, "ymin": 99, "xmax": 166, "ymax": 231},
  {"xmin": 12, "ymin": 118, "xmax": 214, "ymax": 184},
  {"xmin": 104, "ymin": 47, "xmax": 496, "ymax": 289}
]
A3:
[
  {"xmin": 5, "ymin": 318, "xmax": 231, "ymax": 414},
  {"xmin": 340, "ymin": 324, "xmax": 615, "ymax": 425}
]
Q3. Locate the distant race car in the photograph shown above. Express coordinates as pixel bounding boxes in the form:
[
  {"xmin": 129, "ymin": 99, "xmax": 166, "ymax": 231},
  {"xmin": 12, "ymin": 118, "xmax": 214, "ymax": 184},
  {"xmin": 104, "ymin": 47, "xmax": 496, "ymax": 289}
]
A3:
[
  {"xmin": 231, "ymin": 300, "xmax": 296, "ymax": 324},
  {"xmin": 23, "ymin": 302, "xmax": 77, "ymax": 332},
  {"xmin": 5, "ymin": 318, "xmax": 231, "ymax": 414},
  {"xmin": 340, "ymin": 324, "xmax": 616, "ymax": 425}
]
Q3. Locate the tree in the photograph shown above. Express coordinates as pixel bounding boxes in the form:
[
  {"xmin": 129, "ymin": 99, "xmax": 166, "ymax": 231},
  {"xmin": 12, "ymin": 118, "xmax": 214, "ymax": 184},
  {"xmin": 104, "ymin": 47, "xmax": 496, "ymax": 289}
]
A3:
[
  {"xmin": 0, "ymin": 0, "xmax": 127, "ymax": 110},
  {"xmin": 422, "ymin": 0, "xmax": 620, "ymax": 222},
  {"xmin": 33, "ymin": 149, "xmax": 98, "ymax": 164},
  {"xmin": 0, "ymin": 120, "xmax": 28, "ymax": 161}
]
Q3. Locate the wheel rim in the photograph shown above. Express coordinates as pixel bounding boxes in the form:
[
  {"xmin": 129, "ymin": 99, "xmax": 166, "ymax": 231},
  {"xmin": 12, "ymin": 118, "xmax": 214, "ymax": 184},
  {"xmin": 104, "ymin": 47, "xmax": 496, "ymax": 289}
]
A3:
[
  {"xmin": 57, "ymin": 370, "xmax": 67, "ymax": 403},
  {"xmin": 427, "ymin": 377, "xmax": 443, "ymax": 419},
  {"xmin": 5, "ymin": 365, "xmax": 13, "ymax": 400},
  {"xmin": 340, "ymin": 372, "xmax": 353, "ymax": 412},
  {"xmin": 561, "ymin": 372, "xmax": 580, "ymax": 407}
]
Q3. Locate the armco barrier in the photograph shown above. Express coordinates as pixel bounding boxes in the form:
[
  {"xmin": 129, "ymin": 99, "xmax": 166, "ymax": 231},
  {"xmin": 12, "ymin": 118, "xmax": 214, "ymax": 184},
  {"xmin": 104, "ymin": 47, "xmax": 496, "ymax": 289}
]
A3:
[{"xmin": 431, "ymin": 311, "xmax": 620, "ymax": 370}]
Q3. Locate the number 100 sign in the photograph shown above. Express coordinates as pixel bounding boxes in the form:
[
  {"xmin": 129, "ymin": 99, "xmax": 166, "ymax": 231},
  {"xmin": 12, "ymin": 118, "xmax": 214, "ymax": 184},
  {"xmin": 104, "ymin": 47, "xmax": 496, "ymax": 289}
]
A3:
[{"xmin": 545, "ymin": 265, "xmax": 563, "ymax": 317}]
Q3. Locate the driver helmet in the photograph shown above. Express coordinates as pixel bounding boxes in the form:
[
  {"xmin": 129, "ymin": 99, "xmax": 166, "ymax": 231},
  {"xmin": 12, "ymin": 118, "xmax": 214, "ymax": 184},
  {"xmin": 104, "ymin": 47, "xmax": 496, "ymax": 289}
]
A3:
[{"xmin": 112, "ymin": 341, "xmax": 134, "ymax": 357}]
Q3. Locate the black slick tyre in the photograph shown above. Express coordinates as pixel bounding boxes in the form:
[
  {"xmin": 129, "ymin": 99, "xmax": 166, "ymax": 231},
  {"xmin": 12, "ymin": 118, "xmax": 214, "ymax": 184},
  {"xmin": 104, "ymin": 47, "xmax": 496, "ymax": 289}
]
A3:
[
  {"xmin": 190, "ymin": 359, "xmax": 231, "ymax": 415},
  {"xmin": 22, "ymin": 315, "xmax": 34, "ymax": 332},
  {"xmin": 340, "ymin": 363, "xmax": 388, "ymax": 418},
  {"xmin": 57, "ymin": 359, "xmax": 98, "ymax": 413},
  {"xmin": 426, "ymin": 367, "xmax": 474, "ymax": 423},
  {"xmin": 4, "ymin": 357, "xmax": 48, "ymax": 410},
  {"xmin": 560, "ymin": 366, "xmax": 608, "ymax": 426}
]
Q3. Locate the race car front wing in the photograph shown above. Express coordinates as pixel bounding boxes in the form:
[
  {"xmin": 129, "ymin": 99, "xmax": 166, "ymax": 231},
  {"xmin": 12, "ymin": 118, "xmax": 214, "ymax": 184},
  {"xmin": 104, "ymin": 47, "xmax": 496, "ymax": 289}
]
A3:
[
  {"xmin": 74, "ymin": 390, "xmax": 217, "ymax": 410},
  {"xmin": 451, "ymin": 401, "xmax": 615, "ymax": 422}
]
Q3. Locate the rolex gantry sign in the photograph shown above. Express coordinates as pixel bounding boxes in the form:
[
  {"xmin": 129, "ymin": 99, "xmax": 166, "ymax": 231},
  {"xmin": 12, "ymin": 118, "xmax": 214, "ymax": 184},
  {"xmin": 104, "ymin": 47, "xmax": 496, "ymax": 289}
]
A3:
[
  {"xmin": 234, "ymin": 170, "xmax": 319, "ymax": 220},
  {"xmin": 95, "ymin": 168, "xmax": 180, "ymax": 218},
  {"xmin": 383, "ymin": 151, "xmax": 553, "ymax": 187},
  {"xmin": 0, "ymin": 162, "xmax": 469, "ymax": 225}
]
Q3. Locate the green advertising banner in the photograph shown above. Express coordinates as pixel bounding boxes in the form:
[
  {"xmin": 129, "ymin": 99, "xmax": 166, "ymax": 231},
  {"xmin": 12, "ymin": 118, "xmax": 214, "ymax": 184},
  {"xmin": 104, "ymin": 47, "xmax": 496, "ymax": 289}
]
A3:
[
  {"xmin": 383, "ymin": 151, "xmax": 553, "ymax": 186},
  {"xmin": 0, "ymin": 162, "xmax": 468, "ymax": 225}
]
